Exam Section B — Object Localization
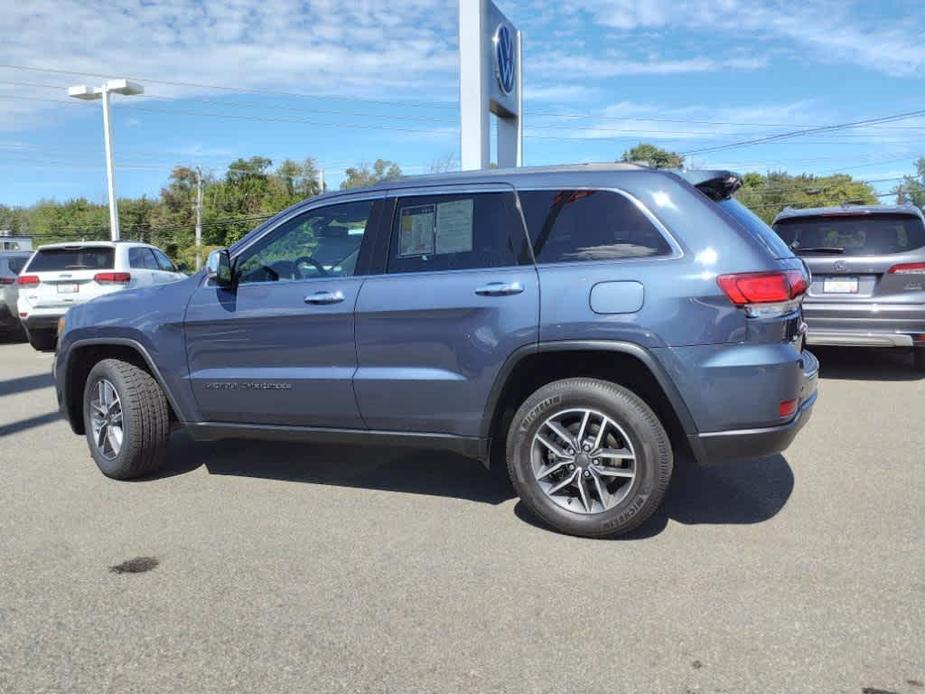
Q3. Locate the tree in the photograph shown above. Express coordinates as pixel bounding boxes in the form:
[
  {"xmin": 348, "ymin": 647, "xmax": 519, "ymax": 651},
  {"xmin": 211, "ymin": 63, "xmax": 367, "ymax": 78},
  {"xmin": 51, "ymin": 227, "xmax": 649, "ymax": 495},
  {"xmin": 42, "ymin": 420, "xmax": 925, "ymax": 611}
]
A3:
[
  {"xmin": 620, "ymin": 143, "xmax": 685, "ymax": 169},
  {"xmin": 893, "ymin": 157, "xmax": 925, "ymax": 209},
  {"xmin": 429, "ymin": 152, "xmax": 458, "ymax": 174},
  {"xmin": 737, "ymin": 171, "xmax": 878, "ymax": 223},
  {"xmin": 340, "ymin": 159, "xmax": 403, "ymax": 190}
]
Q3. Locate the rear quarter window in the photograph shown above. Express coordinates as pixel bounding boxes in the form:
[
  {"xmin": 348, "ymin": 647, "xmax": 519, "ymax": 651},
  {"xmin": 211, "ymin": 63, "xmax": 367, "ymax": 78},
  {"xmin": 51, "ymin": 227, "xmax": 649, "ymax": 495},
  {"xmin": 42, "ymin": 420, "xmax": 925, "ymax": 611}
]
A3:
[
  {"xmin": 772, "ymin": 213, "xmax": 925, "ymax": 256},
  {"xmin": 717, "ymin": 199, "xmax": 794, "ymax": 259},
  {"xmin": 518, "ymin": 189, "xmax": 672, "ymax": 263},
  {"xmin": 27, "ymin": 247, "xmax": 114, "ymax": 272}
]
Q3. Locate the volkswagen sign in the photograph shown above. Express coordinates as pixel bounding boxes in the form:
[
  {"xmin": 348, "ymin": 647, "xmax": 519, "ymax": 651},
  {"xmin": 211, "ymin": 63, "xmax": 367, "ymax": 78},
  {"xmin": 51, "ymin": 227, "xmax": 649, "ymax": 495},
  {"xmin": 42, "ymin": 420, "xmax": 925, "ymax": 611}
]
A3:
[{"xmin": 493, "ymin": 24, "xmax": 516, "ymax": 95}]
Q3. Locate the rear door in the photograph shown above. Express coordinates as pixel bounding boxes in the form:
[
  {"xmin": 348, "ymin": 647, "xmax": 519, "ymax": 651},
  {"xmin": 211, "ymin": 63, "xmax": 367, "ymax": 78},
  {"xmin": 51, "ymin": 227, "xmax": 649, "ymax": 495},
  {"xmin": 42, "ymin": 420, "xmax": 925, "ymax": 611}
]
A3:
[
  {"xmin": 773, "ymin": 212, "xmax": 925, "ymax": 303},
  {"xmin": 353, "ymin": 184, "xmax": 538, "ymax": 437}
]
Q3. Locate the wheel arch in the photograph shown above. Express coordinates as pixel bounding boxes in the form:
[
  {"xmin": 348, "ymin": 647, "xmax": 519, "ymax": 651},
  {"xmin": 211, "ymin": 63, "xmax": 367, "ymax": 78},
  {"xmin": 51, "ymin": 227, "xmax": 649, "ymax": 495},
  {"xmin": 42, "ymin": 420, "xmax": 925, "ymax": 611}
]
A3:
[
  {"xmin": 482, "ymin": 341, "xmax": 697, "ymax": 466},
  {"xmin": 62, "ymin": 338, "xmax": 182, "ymax": 435}
]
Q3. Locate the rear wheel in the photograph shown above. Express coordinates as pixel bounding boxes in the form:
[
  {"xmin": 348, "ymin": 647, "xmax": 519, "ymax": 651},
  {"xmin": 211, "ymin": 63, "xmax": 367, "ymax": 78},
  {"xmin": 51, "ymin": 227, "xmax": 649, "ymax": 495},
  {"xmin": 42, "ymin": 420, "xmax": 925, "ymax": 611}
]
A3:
[
  {"xmin": 506, "ymin": 378, "xmax": 673, "ymax": 538},
  {"xmin": 914, "ymin": 347, "xmax": 925, "ymax": 373},
  {"xmin": 83, "ymin": 359, "xmax": 170, "ymax": 480},
  {"xmin": 26, "ymin": 328, "xmax": 57, "ymax": 352}
]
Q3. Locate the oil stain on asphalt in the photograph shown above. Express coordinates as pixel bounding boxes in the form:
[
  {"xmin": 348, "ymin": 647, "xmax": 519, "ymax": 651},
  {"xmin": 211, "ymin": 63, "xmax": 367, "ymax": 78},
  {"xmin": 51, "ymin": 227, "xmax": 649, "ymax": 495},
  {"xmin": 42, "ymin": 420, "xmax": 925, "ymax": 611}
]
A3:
[{"xmin": 109, "ymin": 557, "xmax": 159, "ymax": 574}]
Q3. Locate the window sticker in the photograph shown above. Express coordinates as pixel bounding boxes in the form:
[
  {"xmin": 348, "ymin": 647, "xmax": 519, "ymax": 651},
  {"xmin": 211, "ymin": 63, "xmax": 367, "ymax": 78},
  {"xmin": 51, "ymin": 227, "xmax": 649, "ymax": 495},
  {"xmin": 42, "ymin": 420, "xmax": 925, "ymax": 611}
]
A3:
[
  {"xmin": 399, "ymin": 204, "xmax": 435, "ymax": 257},
  {"xmin": 435, "ymin": 199, "xmax": 474, "ymax": 254}
]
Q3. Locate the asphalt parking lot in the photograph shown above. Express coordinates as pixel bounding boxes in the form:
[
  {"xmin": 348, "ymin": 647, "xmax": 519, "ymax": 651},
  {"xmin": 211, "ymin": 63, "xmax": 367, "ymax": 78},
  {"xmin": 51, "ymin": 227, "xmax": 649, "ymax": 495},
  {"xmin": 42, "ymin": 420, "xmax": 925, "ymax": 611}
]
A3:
[{"xmin": 1, "ymin": 339, "xmax": 923, "ymax": 694}]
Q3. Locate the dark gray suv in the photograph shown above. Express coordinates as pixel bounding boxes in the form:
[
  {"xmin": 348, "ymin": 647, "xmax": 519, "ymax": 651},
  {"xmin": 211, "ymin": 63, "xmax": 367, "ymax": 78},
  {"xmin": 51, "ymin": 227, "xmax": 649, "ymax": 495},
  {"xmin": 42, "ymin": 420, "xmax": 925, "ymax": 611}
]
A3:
[
  {"xmin": 54, "ymin": 165, "xmax": 818, "ymax": 538},
  {"xmin": 772, "ymin": 205, "xmax": 925, "ymax": 371}
]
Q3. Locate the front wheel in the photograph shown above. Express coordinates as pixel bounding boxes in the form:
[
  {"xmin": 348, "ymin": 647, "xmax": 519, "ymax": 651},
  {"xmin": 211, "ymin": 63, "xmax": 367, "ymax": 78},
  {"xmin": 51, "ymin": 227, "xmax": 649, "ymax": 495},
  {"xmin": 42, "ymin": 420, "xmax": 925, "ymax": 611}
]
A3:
[
  {"xmin": 506, "ymin": 378, "xmax": 673, "ymax": 538},
  {"xmin": 83, "ymin": 359, "xmax": 170, "ymax": 480}
]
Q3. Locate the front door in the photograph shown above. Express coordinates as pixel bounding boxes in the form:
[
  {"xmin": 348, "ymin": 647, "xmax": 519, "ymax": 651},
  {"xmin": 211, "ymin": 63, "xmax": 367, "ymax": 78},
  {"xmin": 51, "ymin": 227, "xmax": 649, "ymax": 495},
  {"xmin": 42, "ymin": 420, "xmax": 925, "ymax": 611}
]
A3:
[
  {"xmin": 184, "ymin": 196, "xmax": 384, "ymax": 428},
  {"xmin": 353, "ymin": 185, "xmax": 539, "ymax": 437}
]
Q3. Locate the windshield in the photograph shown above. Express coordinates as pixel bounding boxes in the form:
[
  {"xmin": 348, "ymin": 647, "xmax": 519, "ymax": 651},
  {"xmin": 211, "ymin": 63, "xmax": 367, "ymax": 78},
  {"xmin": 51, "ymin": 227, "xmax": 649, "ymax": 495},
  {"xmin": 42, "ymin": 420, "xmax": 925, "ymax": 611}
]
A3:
[
  {"xmin": 717, "ymin": 198, "xmax": 794, "ymax": 259},
  {"xmin": 773, "ymin": 213, "xmax": 925, "ymax": 256},
  {"xmin": 28, "ymin": 247, "xmax": 114, "ymax": 272}
]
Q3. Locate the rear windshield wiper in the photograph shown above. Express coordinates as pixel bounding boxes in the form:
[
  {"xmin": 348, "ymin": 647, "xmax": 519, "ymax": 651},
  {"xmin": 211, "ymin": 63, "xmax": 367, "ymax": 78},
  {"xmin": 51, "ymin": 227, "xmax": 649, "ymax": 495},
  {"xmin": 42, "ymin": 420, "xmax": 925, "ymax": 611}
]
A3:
[{"xmin": 792, "ymin": 246, "xmax": 845, "ymax": 254}]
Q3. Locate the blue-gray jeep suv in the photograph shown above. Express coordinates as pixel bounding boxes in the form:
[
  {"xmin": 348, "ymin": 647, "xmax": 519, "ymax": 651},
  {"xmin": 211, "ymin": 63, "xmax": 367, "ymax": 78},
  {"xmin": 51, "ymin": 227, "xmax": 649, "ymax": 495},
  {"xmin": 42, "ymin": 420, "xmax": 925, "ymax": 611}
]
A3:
[{"xmin": 54, "ymin": 164, "xmax": 818, "ymax": 538}]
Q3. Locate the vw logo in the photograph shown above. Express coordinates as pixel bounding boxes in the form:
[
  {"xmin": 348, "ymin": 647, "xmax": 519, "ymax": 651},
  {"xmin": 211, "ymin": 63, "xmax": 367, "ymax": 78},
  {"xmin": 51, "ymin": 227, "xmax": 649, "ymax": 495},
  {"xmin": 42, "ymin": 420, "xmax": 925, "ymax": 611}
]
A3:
[{"xmin": 493, "ymin": 24, "xmax": 516, "ymax": 95}]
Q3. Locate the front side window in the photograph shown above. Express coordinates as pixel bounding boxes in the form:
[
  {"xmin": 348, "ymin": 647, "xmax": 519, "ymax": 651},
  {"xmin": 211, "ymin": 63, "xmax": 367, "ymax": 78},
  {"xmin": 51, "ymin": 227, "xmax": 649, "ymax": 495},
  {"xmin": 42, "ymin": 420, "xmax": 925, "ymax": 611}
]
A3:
[
  {"xmin": 152, "ymin": 249, "xmax": 177, "ymax": 272},
  {"xmin": 387, "ymin": 192, "xmax": 524, "ymax": 274},
  {"xmin": 236, "ymin": 200, "xmax": 374, "ymax": 284},
  {"xmin": 129, "ymin": 247, "xmax": 159, "ymax": 270},
  {"xmin": 519, "ymin": 189, "xmax": 672, "ymax": 263}
]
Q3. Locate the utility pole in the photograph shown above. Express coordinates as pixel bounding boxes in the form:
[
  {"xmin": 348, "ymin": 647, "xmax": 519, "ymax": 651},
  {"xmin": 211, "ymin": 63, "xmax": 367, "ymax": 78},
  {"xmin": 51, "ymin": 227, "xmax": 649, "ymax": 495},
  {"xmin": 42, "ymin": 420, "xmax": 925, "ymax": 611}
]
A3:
[
  {"xmin": 194, "ymin": 165, "xmax": 203, "ymax": 270},
  {"xmin": 318, "ymin": 167, "xmax": 325, "ymax": 195}
]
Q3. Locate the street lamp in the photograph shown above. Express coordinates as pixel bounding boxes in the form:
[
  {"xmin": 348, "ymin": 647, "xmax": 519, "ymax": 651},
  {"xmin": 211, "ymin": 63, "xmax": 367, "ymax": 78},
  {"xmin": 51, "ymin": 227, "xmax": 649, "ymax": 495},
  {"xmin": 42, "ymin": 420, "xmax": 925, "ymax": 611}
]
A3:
[{"xmin": 67, "ymin": 79, "xmax": 144, "ymax": 241}]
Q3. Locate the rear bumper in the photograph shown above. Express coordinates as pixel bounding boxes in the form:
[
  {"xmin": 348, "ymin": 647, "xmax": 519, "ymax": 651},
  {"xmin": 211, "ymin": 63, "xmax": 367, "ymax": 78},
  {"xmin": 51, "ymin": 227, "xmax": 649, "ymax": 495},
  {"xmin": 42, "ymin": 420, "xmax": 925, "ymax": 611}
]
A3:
[
  {"xmin": 806, "ymin": 330, "xmax": 915, "ymax": 347},
  {"xmin": 23, "ymin": 313, "xmax": 64, "ymax": 332},
  {"xmin": 688, "ymin": 350, "xmax": 819, "ymax": 464}
]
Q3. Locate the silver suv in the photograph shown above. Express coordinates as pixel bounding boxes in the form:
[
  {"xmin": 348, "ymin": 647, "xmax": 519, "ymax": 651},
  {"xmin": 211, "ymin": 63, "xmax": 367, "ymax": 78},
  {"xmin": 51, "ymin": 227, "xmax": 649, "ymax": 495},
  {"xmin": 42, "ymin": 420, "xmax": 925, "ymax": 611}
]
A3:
[{"xmin": 772, "ymin": 205, "xmax": 925, "ymax": 371}]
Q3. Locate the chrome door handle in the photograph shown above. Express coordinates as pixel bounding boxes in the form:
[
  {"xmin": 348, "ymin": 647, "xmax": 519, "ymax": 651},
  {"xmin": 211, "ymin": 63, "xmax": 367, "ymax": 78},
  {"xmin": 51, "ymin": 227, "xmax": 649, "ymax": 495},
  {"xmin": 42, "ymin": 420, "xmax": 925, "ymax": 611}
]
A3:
[
  {"xmin": 304, "ymin": 290, "xmax": 345, "ymax": 305},
  {"xmin": 475, "ymin": 281, "xmax": 525, "ymax": 297}
]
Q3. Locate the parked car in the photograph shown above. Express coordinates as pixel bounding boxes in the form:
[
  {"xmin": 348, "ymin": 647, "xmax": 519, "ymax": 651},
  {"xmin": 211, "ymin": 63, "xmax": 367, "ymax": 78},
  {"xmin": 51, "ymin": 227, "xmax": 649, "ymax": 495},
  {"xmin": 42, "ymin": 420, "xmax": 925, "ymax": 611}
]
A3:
[
  {"xmin": 772, "ymin": 205, "xmax": 925, "ymax": 371},
  {"xmin": 0, "ymin": 251, "xmax": 33, "ymax": 340},
  {"xmin": 55, "ymin": 165, "xmax": 817, "ymax": 538},
  {"xmin": 17, "ymin": 241, "xmax": 185, "ymax": 352}
]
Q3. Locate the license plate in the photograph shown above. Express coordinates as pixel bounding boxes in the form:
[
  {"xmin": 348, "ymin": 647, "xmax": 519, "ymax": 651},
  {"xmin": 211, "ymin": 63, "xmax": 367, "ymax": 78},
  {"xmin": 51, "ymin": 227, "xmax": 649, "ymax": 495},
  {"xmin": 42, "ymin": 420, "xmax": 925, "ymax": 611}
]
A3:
[
  {"xmin": 56, "ymin": 283, "xmax": 79, "ymax": 294},
  {"xmin": 823, "ymin": 277, "xmax": 858, "ymax": 294}
]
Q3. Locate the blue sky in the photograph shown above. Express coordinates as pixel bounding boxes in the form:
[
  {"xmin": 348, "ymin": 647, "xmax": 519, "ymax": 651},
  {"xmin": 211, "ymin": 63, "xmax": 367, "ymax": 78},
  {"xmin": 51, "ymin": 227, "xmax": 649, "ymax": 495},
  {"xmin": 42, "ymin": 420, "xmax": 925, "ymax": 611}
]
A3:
[{"xmin": 1, "ymin": 0, "xmax": 924, "ymax": 206}]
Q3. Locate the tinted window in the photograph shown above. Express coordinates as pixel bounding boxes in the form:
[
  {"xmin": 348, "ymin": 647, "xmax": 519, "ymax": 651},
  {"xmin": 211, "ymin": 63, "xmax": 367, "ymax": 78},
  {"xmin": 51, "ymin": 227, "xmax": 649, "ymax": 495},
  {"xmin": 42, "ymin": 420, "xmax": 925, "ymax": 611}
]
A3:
[
  {"xmin": 6, "ymin": 256, "xmax": 28, "ymax": 275},
  {"xmin": 718, "ymin": 199, "xmax": 794, "ymax": 259},
  {"xmin": 129, "ymin": 247, "xmax": 159, "ymax": 270},
  {"xmin": 237, "ymin": 200, "xmax": 373, "ymax": 284},
  {"xmin": 773, "ymin": 214, "xmax": 925, "ymax": 256},
  {"xmin": 28, "ymin": 247, "xmax": 114, "ymax": 272},
  {"xmin": 519, "ymin": 189, "xmax": 672, "ymax": 263},
  {"xmin": 387, "ymin": 192, "xmax": 524, "ymax": 274},
  {"xmin": 152, "ymin": 249, "xmax": 177, "ymax": 272}
]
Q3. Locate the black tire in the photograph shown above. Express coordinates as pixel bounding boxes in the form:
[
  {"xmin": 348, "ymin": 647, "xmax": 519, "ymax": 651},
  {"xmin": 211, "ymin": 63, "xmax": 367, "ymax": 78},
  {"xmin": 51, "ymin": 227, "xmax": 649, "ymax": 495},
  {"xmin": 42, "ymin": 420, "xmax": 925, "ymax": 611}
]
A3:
[
  {"xmin": 82, "ymin": 359, "xmax": 170, "ymax": 480},
  {"xmin": 914, "ymin": 348, "xmax": 925, "ymax": 373},
  {"xmin": 26, "ymin": 328, "xmax": 57, "ymax": 352},
  {"xmin": 506, "ymin": 378, "xmax": 673, "ymax": 538}
]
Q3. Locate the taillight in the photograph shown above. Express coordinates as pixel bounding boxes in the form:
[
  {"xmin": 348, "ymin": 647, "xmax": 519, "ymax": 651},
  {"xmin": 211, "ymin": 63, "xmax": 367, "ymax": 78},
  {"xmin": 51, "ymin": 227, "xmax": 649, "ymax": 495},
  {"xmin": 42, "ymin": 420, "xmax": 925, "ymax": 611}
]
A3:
[
  {"xmin": 888, "ymin": 262, "xmax": 925, "ymax": 275},
  {"xmin": 94, "ymin": 272, "xmax": 131, "ymax": 285},
  {"xmin": 779, "ymin": 398, "xmax": 798, "ymax": 417},
  {"xmin": 17, "ymin": 275, "xmax": 40, "ymax": 286},
  {"xmin": 716, "ymin": 270, "xmax": 807, "ymax": 306},
  {"xmin": 0, "ymin": 277, "xmax": 14, "ymax": 285}
]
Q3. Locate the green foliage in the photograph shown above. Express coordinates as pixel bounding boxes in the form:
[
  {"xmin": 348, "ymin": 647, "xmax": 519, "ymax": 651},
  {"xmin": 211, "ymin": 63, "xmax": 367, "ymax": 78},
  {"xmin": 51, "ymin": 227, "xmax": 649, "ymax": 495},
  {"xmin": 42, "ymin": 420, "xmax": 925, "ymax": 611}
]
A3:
[
  {"xmin": 340, "ymin": 159, "xmax": 403, "ymax": 190},
  {"xmin": 736, "ymin": 171, "xmax": 879, "ymax": 223},
  {"xmin": 894, "ymin": 156, "xmax": 925, "ymax": 209},
  {"xmin": 620, "ymin": 143, "xmax": 685, "ymax": 169}
]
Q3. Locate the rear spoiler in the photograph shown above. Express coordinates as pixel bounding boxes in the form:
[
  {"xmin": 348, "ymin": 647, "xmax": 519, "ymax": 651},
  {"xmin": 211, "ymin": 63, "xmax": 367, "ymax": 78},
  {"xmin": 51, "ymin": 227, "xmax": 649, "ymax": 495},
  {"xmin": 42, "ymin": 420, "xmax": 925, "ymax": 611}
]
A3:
[{"xmin": 677, "ymin": 170, "xmax": 742, "ymax": 201}]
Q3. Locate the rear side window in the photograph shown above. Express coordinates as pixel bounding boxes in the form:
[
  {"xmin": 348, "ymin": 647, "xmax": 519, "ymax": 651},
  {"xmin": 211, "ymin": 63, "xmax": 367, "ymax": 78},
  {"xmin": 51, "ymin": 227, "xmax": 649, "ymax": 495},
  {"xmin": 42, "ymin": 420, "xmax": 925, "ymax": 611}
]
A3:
[
  {"xmin": 129, "ymin": 247, "xmax": 159, "ymax": 270},
  {"xmin": 518, "ymin": 189, "xmax": 672, "ymax": 263},
  {"xmin": 718, "ymin": 199, "xmax": 794, "ymax": 259},
  {"xmin": 27, "ymin": 247, "xmax": 114, "ymax": 272},
  {"xmin": 773, "ymin": 214, "xmax": 925, "ymax": 256},
  {"xmin": 387, "ymin": 192, "xmax": 526, "ymax": 274}
]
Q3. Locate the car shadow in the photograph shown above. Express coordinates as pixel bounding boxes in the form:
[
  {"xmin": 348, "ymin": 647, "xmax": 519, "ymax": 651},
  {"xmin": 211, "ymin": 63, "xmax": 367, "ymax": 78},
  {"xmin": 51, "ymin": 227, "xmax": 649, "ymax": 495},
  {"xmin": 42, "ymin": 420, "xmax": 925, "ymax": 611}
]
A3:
[
  {"xmin": 145, "ymin": 433, "xmax": 517, "ymax": 506},
  {"xmin": 150, "ymin": 434, "xmax": 793, "ymax": 538},
  {"xmin": 514, "ymin": 453, "xmax": 794, "ymax": 540},
  {"xmin": 814, "ymin": 346, "xmax": 923, "ymax": 382},
  {"xmin": 0, "ymin": 372, "xmax": 54, "ymax": 397}
]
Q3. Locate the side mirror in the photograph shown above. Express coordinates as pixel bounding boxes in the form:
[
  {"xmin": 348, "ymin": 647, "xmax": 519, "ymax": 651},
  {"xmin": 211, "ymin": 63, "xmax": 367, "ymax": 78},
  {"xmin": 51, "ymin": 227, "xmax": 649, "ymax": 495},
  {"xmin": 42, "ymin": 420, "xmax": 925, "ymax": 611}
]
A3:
[{"xmin": 205, "ymin": 249, "xmax": 234, "ymax": 287}]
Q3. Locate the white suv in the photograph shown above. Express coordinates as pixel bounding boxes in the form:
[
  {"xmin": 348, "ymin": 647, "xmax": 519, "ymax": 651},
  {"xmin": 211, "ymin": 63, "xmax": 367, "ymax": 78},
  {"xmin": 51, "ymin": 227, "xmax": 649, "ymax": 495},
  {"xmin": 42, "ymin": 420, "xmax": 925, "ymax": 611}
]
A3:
[{"xmin": 17, "ymin": 241, "xmax": 185, "ymax": 351}]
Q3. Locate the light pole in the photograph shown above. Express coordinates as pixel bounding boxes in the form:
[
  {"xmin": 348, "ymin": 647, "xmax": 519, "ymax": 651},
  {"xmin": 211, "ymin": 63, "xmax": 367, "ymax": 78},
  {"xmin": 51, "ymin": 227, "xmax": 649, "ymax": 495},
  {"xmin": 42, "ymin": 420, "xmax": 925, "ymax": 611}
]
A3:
[{"xmin": 68, "ymin": 79, "xmax": 144, "ymax": 241}]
